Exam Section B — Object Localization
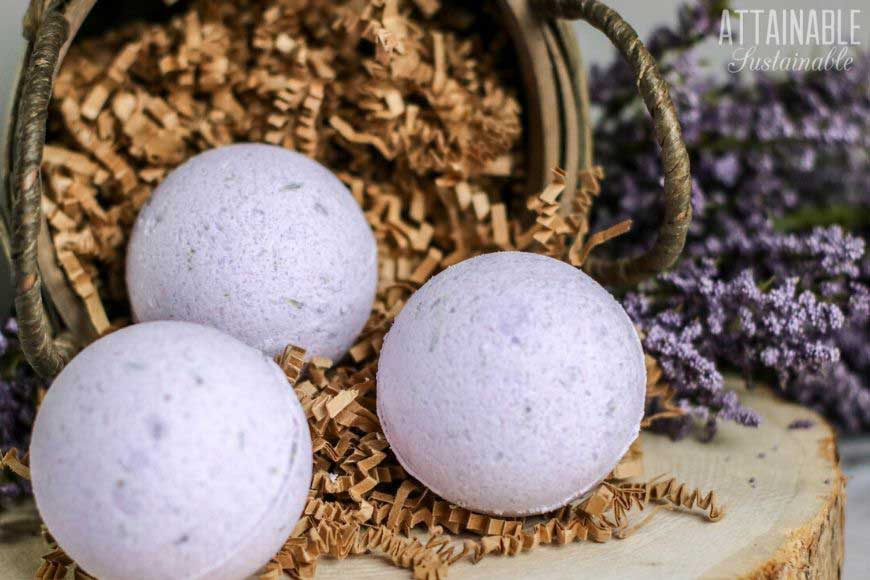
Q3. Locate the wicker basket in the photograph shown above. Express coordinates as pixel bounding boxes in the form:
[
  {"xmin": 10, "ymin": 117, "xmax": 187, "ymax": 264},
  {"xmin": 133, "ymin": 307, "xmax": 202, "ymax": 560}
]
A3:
[{"xmin": 4, "ymin": 0, "xmax": 691, "ymax": 378}]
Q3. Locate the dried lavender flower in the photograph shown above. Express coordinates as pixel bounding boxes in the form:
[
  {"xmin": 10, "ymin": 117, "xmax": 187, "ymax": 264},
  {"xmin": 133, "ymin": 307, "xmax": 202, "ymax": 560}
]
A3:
[
  {"xmin": 591, "ymin": 0, "xmax": 870, "ymax": 435},
  {"xmin": 0, "ymin": 318, "xmax": 38, "ymax": 499},
  {"xmin": 787, "ymin": 419, "xmax": 814, "ymax": 430}
]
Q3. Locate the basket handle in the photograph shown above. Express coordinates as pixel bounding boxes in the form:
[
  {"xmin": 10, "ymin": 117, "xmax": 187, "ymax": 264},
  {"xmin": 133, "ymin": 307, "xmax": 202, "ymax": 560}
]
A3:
[
  {"xmin": 535, "ymin": 0, "xmax": 692, "ymax": 286},
  {"xmin": 12, "ymin": 3, "xmax": 74, "ymax": 378}
]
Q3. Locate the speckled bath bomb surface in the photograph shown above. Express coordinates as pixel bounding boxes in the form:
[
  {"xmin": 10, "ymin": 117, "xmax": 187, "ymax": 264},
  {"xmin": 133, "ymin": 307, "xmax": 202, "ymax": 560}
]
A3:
[
  {"xmin": 127, "ymin": 143, "xmax": 378, "ymax": 360},
  {"xmin": 29, "ymin": 321, "xmax": 312, "ymax": 580},
  {"xmin": 377, "ymin": 252, "xmax": 646, "ymax": 516}
]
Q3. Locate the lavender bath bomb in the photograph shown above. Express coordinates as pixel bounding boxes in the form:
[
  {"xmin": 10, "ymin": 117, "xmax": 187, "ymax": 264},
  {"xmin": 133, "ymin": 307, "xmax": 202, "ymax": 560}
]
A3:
[
  {"xmin": 127, "ymin": 143, "xmax": 378, "ymax": 360},
  {"xmin": 377, "ymin": 252, "xmax": 645, "ymax": 516},
  {"xmin": 30, "ymin": 321, "xmax": 312, "ymax": 580}
]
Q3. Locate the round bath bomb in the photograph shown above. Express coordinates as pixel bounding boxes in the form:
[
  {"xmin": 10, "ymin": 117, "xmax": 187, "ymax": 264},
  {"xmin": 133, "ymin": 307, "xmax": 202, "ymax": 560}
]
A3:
[
  {"xmin": 377, "ymin": 252, "xmax": 645, "ymax": 516},
  {"xmin": 127, "ymin": 143, "xmax": 378, "ymax": 360},
  {"xmin": 30, "ymin": 321, "xmax": 312, "ymax": 580}
]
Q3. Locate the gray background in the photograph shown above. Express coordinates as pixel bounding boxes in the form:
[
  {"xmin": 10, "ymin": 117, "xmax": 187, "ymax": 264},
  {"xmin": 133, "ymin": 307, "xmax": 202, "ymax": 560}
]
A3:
[
  {"xmin": 0, "ymin": 1, "xmax": 866, "ymax": 578},
  {"xmin": 0, "ymin": 0, "xmax": 28, "ymax": 166}
]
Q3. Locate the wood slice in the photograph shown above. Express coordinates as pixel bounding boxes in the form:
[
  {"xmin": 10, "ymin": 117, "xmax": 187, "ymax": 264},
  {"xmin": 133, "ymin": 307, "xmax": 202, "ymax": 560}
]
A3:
[{"xmin": 0, "ymin": 386, "xmax": 844, "ymax": 579}]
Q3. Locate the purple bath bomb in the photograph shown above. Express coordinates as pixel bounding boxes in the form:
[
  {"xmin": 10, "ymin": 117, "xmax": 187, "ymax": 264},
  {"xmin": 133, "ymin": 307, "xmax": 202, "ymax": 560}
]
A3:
[
  {"xmin": 30, "ymin": 321, "xmax": 312, "ymax": 580},
  {"xmin": 127, "ymin": 143, "xmax": 378, "ymax": 360},
  {"xmin": 377, "ymin": 252, "xmax": 645, "ymax": 516}
]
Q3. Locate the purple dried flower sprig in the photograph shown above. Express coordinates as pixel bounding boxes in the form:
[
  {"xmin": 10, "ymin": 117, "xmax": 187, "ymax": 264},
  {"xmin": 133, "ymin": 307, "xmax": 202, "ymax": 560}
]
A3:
[
  {"xmin": 591, "ymin": 0, "xmax": 869, "ymax": 435},
  {"xmin": 787, "ymin": 418, "xmax": 814, "ymax": 430},
  {"xmin": 0, "ymin": 318, "xmax": 39, "ymax": 499}
]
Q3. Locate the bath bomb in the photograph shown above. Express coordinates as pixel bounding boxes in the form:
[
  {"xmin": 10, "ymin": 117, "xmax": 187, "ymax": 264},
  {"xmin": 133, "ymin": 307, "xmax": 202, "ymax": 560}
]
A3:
[
  {"xmin": 377, "ymin": 252, "xmax": 645, "ymax": 516},
  {"xmin": 127, "ymin": 143, "xmax": 378, "ymax": 360},
  {"xmin": 30, "ymin": 321, "xmax": 312, "ymax": 580}
]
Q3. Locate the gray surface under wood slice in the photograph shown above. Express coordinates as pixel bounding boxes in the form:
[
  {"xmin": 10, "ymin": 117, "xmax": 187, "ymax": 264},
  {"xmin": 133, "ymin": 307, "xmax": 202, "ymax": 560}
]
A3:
[{"xmin": 0, "ymin": 387, "xmax": 844, "ymax": 579}]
